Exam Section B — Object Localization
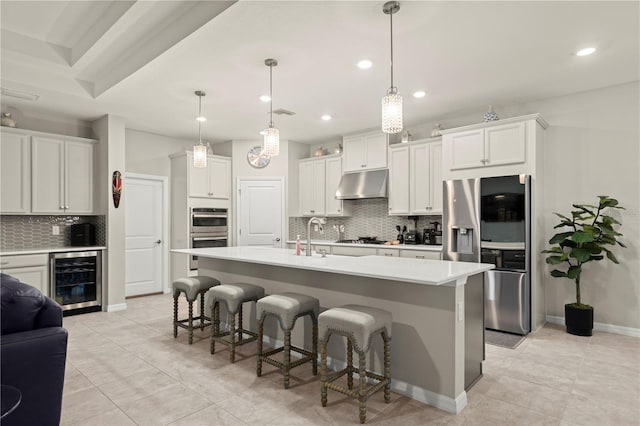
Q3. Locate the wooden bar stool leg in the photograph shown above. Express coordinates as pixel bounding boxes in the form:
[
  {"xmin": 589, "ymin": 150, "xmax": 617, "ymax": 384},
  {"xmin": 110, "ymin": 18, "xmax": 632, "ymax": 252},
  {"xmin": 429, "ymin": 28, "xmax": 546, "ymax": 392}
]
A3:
[
  {"xmin": 211, "ymin": 302, "xmax": 219, "ymax": 354},
  {"xmin": 283, "ymin": 329, "xmax": 291, "ymax": 389},
  {"xmin": 199, "ymin": 292, "xmax": 206, "ymax": 331},
  {"xmin": 188, "ymin": 300, "xmax": 194, "ymax": 344},
  {"xmin": 347, "ymin": 338, "xmax": 354, "ymax": 390},
  {"xmin": 312, "ymin": 317, "xmax": 318, "ymax": 376},
  {"xmin": 384, "ymin": 332, "xmax": 391, "ymax": 403},
  {"xmin": 257, "ymin": 319, "xmax": 264, "ymax": 377},
  {"xmin": 358, "ymin": 350, "xmax": 367, "ymax": 424},
  {"xmin": 229, "ymin": 311, "xmax": 237, "ymax": 363},
  {"xmin": 320, "ymin": 335, "xmax": 329, "ymax": 407},
  {"xmin": 238, "ymin": 304, "xmax": 244, "ymax": 342},
  {"xmin": 173, "ymin": 294, "xmax": 179, "ymax": 338}
]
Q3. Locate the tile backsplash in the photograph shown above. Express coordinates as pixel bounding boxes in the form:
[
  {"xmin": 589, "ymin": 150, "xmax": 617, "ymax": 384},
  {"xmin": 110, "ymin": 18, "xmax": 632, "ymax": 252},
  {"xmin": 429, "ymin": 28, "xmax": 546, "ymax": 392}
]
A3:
[
  {"xmin": 1, "ymin": 215, "xmax": 106, "ymax": 250},
  {"xmin": 289, "ymin": 198, "xmax": 442, "ymax": 242}
]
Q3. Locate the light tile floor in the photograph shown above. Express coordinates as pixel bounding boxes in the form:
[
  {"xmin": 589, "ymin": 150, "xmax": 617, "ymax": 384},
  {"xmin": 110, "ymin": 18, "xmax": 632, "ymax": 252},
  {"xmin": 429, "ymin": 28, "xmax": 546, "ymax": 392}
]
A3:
[{"xmin": 61, "ymin": 294, "xmax": 640, "ymax": 425}]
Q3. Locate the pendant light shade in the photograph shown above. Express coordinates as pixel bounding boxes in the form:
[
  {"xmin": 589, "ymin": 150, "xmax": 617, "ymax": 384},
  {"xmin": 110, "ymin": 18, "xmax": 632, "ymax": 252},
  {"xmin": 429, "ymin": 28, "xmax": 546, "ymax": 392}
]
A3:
[
  {"xmin": 193, "ymin": 90, "xmax": 207, "ymax": 168},
  {"xmin": 263, "ymin": 58, "xmax": 280, "ymax": 156},
  {"xmin": 381, "ymin": 1, "xmax": 403, "ymax": 134}
]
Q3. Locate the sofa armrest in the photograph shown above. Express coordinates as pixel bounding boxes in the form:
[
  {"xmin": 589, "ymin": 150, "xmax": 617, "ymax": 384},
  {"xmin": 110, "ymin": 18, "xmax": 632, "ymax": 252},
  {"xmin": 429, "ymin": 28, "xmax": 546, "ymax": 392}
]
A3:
[{"xmin": 1, "ymin": 327, "xmax": 68, "ymax": 426}]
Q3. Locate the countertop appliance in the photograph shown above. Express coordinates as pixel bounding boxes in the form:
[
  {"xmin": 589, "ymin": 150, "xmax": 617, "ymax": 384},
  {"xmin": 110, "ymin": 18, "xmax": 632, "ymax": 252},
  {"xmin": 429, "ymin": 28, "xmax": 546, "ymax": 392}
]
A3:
[
  {"xmin": 189, "ymin": 208, "xmax": 228, "ymax": 270},
  {"xmin": 443, "ymin": 175, "xmax": 531, "ymax": 335},
  {"xmin": 70, "ymin": 223, "xmax": 95, "ymax": 246},
  {"xmin": 50, "ymin": 250, "xmax": 102, "ymax": 316}
]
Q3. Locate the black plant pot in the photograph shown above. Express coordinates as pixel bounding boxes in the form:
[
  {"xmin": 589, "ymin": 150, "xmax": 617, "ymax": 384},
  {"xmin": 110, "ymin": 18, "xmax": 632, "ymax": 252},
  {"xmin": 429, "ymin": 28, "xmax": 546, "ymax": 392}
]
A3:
[{"xmin": 565, "ymin": 304, "xmax": 594, "ymax": 336}]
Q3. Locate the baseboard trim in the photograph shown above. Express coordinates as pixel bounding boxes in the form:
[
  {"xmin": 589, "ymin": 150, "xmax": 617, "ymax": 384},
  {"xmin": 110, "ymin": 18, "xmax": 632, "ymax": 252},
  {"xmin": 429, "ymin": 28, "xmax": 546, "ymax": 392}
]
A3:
[
  {"xmin": 106, "ymin": 303, "xmax": 127, "ymax": 312},
  {"xmin": 261, "ymin": 335, "xmax": 465, "ymax": 414},
  {"xmin": 546, "ymin": 315, "xmax": 640, "ymax": 337}
]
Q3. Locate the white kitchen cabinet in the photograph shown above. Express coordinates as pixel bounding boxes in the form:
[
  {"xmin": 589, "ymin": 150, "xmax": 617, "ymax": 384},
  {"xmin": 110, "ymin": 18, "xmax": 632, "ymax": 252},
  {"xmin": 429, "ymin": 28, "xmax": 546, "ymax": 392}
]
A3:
[
  {"xmin": 400, "ymin": 250, "xmax": 441, "ymax": 260},
  {"xmin": 0, "ymin": 254, "xmax": 49, "ymax": 296},
  {"xmin": 377, "ymin": 248, "xmax": 399, "ymax": 257},
  {"xmin": 187, "ymin": 152, "xmax": 231, "ymax": 199},
  {"xmin": 343, "ymin": 131, "xmax": 388, "ymax": 172},
  {"xmin": 325, "ymin": 156, "xmax": 351, "ymax": 216},
  {"xmin": 330, "ymin": 246, "xmax": 377, "ymax": 257},
  {"xmin": 410, "ymin": 140, "xmax": 443, "ymax": 214},
  {"xmin": 389, "ymin": 138, "xmax": 442, "ymax": 216},
  {"xmin": 0, "ymin": 129, "xmax": 31, "ymax": 213},
  {"xmin": 388, "ymin": 144, "xmax": 409, "ymax": 215},
  {"xmin": 299, "ymin": 158, "xmax": 326, "ymax": 216},
  {"xmin": 32, "ymin": 136, "xmax": 94, "ymax": 214}
]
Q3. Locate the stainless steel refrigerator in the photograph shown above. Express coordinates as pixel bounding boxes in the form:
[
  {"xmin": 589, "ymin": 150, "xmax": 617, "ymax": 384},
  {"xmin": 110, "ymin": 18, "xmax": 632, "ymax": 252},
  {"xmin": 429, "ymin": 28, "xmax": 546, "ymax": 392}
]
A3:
[{"xmin": 443, "ymin": 175, "xmax": 531, "ymax": 335}]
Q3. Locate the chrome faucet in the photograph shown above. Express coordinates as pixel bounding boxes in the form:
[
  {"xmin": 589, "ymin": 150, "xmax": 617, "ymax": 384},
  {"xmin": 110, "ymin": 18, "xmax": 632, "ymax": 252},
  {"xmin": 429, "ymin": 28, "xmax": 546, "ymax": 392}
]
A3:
[{"xmin": 306, "ymin": 217, "xmax": 326, "ymax": 256}]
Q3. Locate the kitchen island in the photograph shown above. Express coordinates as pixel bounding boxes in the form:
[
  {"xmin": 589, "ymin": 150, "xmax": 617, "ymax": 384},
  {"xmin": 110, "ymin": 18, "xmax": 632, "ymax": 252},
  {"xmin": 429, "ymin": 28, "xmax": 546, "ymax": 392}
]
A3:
[{"xmin": 172, "ymin": 246, "xmax": 493, "ymax": 414}]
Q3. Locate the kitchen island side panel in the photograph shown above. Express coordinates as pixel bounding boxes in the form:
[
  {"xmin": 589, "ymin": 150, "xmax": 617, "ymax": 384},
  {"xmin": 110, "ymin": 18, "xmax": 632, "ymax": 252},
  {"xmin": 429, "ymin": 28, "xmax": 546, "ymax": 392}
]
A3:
[{"xmin": 198, "ymin": 256, "xmax": 481, "ymax": 410}]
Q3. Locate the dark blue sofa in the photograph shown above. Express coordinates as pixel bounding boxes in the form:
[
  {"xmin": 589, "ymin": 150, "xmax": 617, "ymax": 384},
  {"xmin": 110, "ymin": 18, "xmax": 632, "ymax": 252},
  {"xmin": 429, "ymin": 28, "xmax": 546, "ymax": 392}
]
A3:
[{"xmin": 1, "ymin": 273, "xmax": 68, "ymax": 426}]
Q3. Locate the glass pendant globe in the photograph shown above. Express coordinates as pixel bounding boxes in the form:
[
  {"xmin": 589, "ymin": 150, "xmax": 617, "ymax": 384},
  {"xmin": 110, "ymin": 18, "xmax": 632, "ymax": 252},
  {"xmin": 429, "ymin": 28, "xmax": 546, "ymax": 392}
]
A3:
[
  {"xmin": 381, "ymin": 92, "xmax": 403, "ymax": 134},
  {"xmin": 263, "ymin": 126, "xmax": 280, "ymax": 156}
]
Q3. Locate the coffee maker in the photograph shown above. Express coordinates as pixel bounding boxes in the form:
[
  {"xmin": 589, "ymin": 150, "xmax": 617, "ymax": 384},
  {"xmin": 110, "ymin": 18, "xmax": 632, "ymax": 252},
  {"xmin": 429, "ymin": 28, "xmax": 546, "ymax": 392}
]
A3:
[{"xmin": 423, "ymin": 221, "xmax": 442, "ymax": 245}]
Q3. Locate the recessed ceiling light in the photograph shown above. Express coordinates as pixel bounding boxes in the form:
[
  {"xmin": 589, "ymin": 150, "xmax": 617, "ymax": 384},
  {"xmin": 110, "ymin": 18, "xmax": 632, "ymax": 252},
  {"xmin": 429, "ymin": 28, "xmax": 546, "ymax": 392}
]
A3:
[
  {"xmin": 321, "ymin": 114, "xmax": 332, "ymax": 121},
  {"xmin": 357, "ymin": 59, "xmax": 373, "ymax": 69},
  {"xmin": 576, "ymin": 47, "xmax": 596, "ymax": 56},
  {"xmin": 413, "ymin": 91, "xmax": 426, "ymax": 98},
  {"xmin": 196, "ymin": 116, "xmax": 207, "ymax": 122},
  {"xmin": 259, "ymin": 95, "xmax": 271, "ymax": 102}
]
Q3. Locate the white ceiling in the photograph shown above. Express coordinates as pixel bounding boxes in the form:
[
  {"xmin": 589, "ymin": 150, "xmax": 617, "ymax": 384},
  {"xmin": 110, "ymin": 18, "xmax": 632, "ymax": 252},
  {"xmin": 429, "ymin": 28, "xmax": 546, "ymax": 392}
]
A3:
[{"xmin": 1, "ymin": 1, "xmax": 638, "ymax": 144}]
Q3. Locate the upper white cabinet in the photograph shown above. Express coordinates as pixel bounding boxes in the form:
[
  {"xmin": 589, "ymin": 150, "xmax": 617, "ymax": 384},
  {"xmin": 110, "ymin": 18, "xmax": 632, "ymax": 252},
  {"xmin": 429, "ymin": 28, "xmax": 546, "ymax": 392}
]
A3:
[
  {"xmin": 187, "ymin": 152, "xmax": 231, "ymax": 199},
  {"xmin": 442, "ymin": 114, "xmax": 548, "ymax": 180},
  {"xmin": 299, "ymin": 154, "xmax": 351, "ymax": 217},
  {"xmin": 410, "ymin": 140, "xmax": 443, "ymax": 214},
  {"xmin": 299, "ymin": 158, "xmax": 326, "ymax": 216},
  {"xmin": 388, "ymin": 138, "xmax": 442, "ymax": 216},
  {"xmin": 31, "ymin": 135, "xmax": 95, "ymax": 214},
  {"xmin": 388, "ymin": 145, "xmax": 409, "ymax": 215},
  {"xmin": 0, "ymin": 129, "xmax": 31, "ymax": 213},
  {"xmin": 343, "ymin": 131, "xmax": 388, "ymax": 172},
  {"xmin": 325, "ymin": 156, "xmax": 351, "ymax": 216}
]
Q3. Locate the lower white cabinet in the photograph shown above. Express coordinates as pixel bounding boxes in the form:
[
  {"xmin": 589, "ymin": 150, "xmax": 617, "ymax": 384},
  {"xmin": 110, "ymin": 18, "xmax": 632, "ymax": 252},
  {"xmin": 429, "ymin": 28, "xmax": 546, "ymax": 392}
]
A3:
[
  {"xmin": 377, "ymin": 248, "xmax": 399, "ymax": 257},
  {"xmin": 330, "ymin": 246, "xmax": 377, "ymax": 257},
  {"xmin": 400, "ymin": 250, "xmax": 441, "ymax": 260},
  {"xmin": 0, "ymin": 254, "xmax": 49, "ymax": 296}
]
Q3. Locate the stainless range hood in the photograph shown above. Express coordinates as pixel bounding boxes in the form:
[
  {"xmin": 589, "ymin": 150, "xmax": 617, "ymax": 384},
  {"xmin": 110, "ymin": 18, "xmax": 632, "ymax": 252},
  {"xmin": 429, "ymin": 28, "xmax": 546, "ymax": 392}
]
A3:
[{"xmin": 335, "ymin": 169, "xmax": 388, "ymax": 200}]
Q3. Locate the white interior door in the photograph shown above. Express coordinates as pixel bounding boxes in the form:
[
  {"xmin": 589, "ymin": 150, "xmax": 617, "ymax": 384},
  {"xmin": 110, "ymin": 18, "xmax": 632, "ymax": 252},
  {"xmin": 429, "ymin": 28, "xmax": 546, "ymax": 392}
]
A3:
[
  {"xmin": 237, "ymin": 178, "xmax": 284, "ymax": 247},
  {"xmin": 125, "ymin": 175, "xmax": 166, "ymax": 297}
]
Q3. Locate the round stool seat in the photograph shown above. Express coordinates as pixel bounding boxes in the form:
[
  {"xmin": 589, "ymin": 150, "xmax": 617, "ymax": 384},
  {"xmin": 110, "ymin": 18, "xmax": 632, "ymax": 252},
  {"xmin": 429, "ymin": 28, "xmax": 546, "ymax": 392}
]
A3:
[
  {"xmin": 208, "ymin": 283, "xmax": 265, "ymax": 314},
  {"xmin": 319, "ymin": 305, "xmax": 392, "ymax": 353},
  {"xmin": 257, "ymin": 292, "xmax": 320, "ymax": 330},
  {"xmin": 172, "ymin": 276, "xmax": 220, "ymax": 301}
]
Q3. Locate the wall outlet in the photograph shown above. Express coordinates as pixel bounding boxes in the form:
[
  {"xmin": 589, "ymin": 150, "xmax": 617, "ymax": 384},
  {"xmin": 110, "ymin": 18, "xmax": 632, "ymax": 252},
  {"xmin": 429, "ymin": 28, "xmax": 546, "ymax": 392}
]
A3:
[{"xmin": 52, "ymin": 225, "xmax": 60, "ymax": 236}]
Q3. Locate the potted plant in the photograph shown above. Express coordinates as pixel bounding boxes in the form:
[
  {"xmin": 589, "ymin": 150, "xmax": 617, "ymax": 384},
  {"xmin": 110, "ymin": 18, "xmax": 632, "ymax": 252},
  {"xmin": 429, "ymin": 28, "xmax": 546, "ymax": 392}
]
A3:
[{"xmin": 542, "ymin": 195, "xmax": 626, "ymax": 336}]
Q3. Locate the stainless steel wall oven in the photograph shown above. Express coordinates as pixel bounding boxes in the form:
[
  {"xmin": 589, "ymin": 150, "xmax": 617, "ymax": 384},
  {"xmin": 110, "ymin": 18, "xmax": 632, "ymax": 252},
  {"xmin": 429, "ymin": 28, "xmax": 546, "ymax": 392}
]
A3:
[
  {"xmin": 190, "ymin": 208, "xmax": 228, "ymax": 270},
  {"xmin": 50, "ymin": 251, "xmax": 102, "ymax": 316}
]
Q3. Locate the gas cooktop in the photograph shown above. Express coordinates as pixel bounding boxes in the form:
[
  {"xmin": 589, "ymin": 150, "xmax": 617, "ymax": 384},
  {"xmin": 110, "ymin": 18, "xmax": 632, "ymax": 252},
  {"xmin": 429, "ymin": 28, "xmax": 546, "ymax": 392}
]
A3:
[{"xmin": 335, "ymin": 238, "xmax": 388, "ymax": 245}]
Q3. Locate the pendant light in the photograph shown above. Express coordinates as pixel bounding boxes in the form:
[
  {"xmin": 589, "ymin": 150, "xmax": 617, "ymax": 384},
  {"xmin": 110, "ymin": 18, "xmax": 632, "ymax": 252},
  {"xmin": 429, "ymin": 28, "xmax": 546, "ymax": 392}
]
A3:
[
  {"xmin": 263, "ymin": 58, "xmax": 280, "ymax": 156},
  {"xmin": 381, "ymin": 1, "xmax": 403, "ymax": 134},
  {"xmin": 193, "ymin": 90, "xmax": 207, "ymax": 168}
]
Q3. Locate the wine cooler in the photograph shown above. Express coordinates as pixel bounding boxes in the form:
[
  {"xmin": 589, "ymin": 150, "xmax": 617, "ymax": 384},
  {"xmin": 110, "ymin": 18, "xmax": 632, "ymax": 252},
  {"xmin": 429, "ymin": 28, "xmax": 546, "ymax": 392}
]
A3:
[{"xmin": 50, "ymin": 251, "xmax": 102, "ymax": 316}]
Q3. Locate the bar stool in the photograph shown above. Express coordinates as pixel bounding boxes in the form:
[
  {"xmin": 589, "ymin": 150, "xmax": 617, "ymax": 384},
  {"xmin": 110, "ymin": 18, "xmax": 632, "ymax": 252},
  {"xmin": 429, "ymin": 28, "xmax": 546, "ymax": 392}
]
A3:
[
  {"xmin": 256, "ymin": 292, "xmax": 319, "ymax": 389},
  {"xmin": 319, "ymin": 305, "xmax": 392, "ymax": 424},
  {"xmin": 172, "ymin": 276, "xmax": 220, "ymax": 344},
  {"xmin": 209, "ymin": 283, "xmax": 265, "ymax": 362}
]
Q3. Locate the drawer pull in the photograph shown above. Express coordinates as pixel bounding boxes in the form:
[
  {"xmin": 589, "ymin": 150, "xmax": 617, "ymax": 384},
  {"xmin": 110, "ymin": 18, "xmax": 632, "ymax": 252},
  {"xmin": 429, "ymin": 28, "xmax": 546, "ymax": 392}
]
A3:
[
  {"xmin": 416, "ymin": 255, "xmax": 425, "ymax": 259},
  {"xmin": 384, "ymin": 253, "xmax": 393, "ymax": 257},
  {"xmin": 0, "ymin": 261, "xmax": 9, "ymax": 265}
]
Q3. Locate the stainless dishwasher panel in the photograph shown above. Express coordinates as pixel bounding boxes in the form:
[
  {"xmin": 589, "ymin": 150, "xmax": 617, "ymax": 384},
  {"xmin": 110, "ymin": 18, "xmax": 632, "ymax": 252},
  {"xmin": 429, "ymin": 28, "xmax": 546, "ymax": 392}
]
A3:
[{"xmin": 485, "ymin": 270, "xmax": 530, "ymax": 335}]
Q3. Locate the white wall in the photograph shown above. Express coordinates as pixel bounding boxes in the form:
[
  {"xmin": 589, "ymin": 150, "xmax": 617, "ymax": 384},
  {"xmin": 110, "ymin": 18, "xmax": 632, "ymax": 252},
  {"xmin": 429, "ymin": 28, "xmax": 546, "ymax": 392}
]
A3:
[
  {"xmin": 125, "ymin": 129, "xmax": 194, "ymax": 177},
  {"xmin": 0, "ymin": 104, "xmax": 93, "ymax": 138}
]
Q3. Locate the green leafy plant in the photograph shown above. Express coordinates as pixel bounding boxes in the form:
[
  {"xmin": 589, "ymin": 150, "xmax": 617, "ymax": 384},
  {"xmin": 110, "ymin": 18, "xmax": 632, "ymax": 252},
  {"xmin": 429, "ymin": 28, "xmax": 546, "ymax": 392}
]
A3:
[{"xmin": 542, "ymin": 196, "xmax": 626, "ymax": 308}]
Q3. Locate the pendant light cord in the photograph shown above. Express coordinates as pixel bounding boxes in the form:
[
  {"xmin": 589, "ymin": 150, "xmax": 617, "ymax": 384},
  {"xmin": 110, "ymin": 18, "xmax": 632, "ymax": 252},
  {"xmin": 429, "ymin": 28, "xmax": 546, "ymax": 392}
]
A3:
[
  {"xmin": 269, "ymin": 63, "xmax": 274, "ymax": 127},
  {"xmin": 390, "ymin": 9, "xmax": 394, "ymax": 90},
  {"xmin": 198, "ymin": 94, "xmax": 203, "ymax": 143}
]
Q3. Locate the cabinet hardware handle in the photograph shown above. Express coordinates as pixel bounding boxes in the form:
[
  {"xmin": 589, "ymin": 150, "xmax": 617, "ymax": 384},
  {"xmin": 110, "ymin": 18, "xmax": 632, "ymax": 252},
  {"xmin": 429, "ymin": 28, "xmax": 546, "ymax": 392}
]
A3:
[
  {"xmin": 416, "ymin": 255, "xmax": 425, "ymax": 259},
  {"xmin": 384, "ymin": 253, "xmax": 393, "ymax": 256},
  {"xmin": 337, "ymin": 209, "xmax": 340, "ymax": 212}
]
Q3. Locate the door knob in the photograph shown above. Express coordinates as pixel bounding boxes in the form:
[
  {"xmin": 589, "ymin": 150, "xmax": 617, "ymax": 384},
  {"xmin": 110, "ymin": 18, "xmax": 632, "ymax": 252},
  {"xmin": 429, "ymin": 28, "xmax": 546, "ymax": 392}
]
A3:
[
  {"xmin": 156, "ymin": 240, "xmax": 162, "ymax": 244},
  {"xmin": 275, "ymin": 237, "xmax": 281, "ymax": 242}
]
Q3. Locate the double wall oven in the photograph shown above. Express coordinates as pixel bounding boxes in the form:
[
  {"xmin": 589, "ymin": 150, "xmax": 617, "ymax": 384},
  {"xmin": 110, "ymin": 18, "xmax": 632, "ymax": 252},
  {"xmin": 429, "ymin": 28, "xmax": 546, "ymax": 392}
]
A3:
[{"xmin": 190, "ymin": 207, "xmax": 228, "ymax": 270}]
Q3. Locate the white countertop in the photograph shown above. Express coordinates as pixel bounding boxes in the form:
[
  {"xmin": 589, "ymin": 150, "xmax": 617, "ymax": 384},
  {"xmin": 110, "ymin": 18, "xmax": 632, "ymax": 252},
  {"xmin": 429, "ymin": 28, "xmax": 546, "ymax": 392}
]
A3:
[
  {"xmin": 173, "ymin": 247, "xmax": 493, "ymax": 287},
  {"xmin": 0, "ymin": 246, "xmax": 107, "ymax": 256},
  {"xmin": 286, "ymin": 240, "xmax": 442, "ymax": 252}
]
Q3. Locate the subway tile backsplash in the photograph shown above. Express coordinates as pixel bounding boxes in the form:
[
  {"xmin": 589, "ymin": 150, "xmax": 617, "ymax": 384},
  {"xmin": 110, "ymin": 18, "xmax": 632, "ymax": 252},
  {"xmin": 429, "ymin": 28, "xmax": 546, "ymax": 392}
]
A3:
[
  {"xmin": 289, "ymin": 198, "xmax": 442, "ymax": 242},
  {"xmin": 0, "ymin": 215, "xmax": 106, "ymax": 250}
]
